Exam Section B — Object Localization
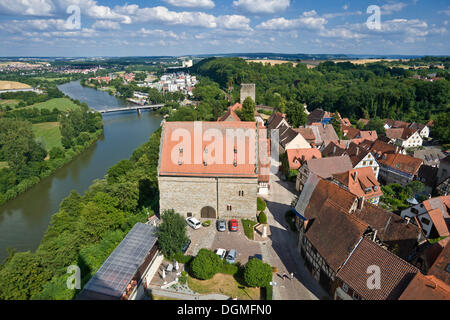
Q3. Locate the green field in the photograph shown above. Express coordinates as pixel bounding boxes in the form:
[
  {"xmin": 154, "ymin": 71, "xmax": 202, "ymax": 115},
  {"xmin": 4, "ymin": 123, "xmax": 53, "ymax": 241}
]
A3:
[
  {"xmin": 21, "ymin": 98, "xmax": 80, "ymax": 112},
  {"xmin": 32, "ymin": 122, "xmax": 62, "ymax": 151}
]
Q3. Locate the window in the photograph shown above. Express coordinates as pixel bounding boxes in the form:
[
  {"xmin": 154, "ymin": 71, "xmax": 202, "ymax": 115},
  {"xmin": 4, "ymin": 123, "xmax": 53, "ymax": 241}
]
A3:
[
  {"xmin": 421, "ymin": 217, "xmax": 430, "ymax": 225},
  {"xmin": 353, "ymin": 292, "xmax": 360, "ymax": 300},
  {"xmin": 363, "ymin": 161, "xmax": 366, "ymax": 166},
  {"xmin": 227, "ymin": 205, "xmax": 232, "ymax": 211},
  {"xmin": 411, "ymin": 208, "xmax": 419, "ymax": 214},
  {"xmin": 238, "ymin": 190, "xmax": 245, "ymax": 196},
  {"xmin": 370, "ymin": 161, "xmax": 373, "ymax": 165},
  {"xmin": 342, "ymin": 283, "xmax": 349, "ymax": 293}
]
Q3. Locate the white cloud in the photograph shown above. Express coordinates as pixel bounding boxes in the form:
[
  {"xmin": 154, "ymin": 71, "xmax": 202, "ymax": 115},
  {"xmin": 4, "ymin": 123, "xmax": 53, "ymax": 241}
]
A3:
[
  {"xmin": 0, "ymin": 0, "xmax": 54, "ymax": 16},
  {"xmin": 217, "ymin": 15, "xmax": 252, "ymax": 31},
  {"xmin": 92, "ymin": 20, "xmax": 121, "ymax": 30},
  {"xmin": 381, "ymin": 2, "xmax": 408, "ymax": 15},
  {"xmin": 438, "ymin": 7, "xmax": 450, "ymax": 16},
  {"xmin": 164, "ymin": 0, "xmax": 215, "ymax": 9},
  {"xmin": 256, "ymin": 10, "xmax": 327, "ymax": 30},
  {"xmin": 140, "ymin": 28, "xmax": 180, "ymax": 39},
  {"xmin": 233, "ymin": 0, "xmax": 289, "ymax": 14}
]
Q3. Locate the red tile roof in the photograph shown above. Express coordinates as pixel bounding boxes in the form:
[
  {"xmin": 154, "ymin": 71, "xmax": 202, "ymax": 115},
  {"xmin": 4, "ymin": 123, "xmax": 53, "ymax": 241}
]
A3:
[
  {"xmin": 385, "ymin": 119, "xmax": 410, "ymax": 129},
  {"xmin": 306, "ymin": 156, "xmax": 354, "ymax": 179},
  {"xmin": 159, "ymin": 121, "xmax": 262, "ymax": 178},
  {"xmin": 337, "ymin": 238, "xmax": 419, "ymax": 300},
  {"xmin": 286, "ymin": 148, "xmax": 322, "ymax": 170},
  {"xmin": 332, "ymin": 167, "xmax": 383, "ymax": 199},
  {"xmin": 422, "ymin": 196, "xmax": 450, "ymax": 238},
  {"xmin": 399, "ymin": 273, "xmax": 450, "ymax": 300},
  {"xmin": 378, "ymin": 153, "xmax": 423, "ymax": 176},
  {"xmin": 218, "ymin": 107, "xmax": 241, "ymax": 122},
  {"xmin": 428, "ymin": 240, "xmax": 450, "ymax": 284}
]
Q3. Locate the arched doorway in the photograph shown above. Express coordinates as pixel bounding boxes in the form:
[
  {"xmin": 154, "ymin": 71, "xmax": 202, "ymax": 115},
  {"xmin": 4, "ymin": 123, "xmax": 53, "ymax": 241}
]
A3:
[{"xmin": 201, "ymin": 206, "xmax": 216, "ymax": 219}]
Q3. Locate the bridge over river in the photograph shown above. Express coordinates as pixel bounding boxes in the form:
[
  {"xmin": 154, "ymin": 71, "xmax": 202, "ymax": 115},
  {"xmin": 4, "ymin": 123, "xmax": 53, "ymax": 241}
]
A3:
[{"xmin": 98, "ymin": 104, "xmax": 164, "ymax": 114}]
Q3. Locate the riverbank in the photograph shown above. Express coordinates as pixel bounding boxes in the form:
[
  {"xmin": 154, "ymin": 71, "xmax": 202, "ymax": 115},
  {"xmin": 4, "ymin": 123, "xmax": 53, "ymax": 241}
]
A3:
[
  {"xmin": 0, "ymin": 127, "xmax": 103, "ymax": 207},
  {"xmin": 0, "ymin": 80, "xmax": 162, "ymax": 261}
]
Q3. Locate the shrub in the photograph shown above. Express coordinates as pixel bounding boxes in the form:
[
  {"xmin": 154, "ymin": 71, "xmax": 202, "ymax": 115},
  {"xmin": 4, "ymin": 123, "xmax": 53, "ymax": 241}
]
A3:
[
  {"xmin": 244, "ymin": 258, "xmax": 273, "ymax": 288},
  {"xmin": 191, "ymin": 249, "xmax": 223, "ymax": 280},
  {"xmin": 257, "ymin": 197, "xmax": 266, "ymax": 211},
  {"xmin": 220, "ymin": 262, "xmax": 239, "ymax": 275},
  {"xmin": 202, "ymin": 220, "xmax": 211, "ymax": 227},
  {"xmin": 258, "ymin": 211, "xmax": 267, "ymax": 224},
  {"xmin": 264, "ymin": 286, "xmax": 273, "ymax": 300},
  {"xmin": 174, "ymin": 251, "xmax": 193, "ymax": 265},
  {"xmin": 242, "ymin": 219, "xmax": 257, "ymax": 240}
]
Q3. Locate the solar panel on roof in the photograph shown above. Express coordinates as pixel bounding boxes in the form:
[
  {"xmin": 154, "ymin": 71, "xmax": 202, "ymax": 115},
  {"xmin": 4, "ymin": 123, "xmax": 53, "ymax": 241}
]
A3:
[{"xmin": 81, "ymin": 222, "xmax": 157, "ymax": 299}]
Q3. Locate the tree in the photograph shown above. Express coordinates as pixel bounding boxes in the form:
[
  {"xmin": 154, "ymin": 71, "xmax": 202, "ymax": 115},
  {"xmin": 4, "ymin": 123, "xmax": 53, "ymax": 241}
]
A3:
[
  {"xmin": 365, "ymin": 117, "xmax": 386, "ymax": 135},
  {"xmin": 285, "ymin": 100, "xmax": 307, "ymax": 127},
  {"xmin": 257, "ymin": 197, "xmax": 267, "ymax": 212},
  {"xmin": 155, "ymin": 209, "xmax": 189, "ymax": 258},
  {"xmin": 258, "ymin": 211, "xmax": 267, "ymax": 224},
  {"xmin": 331, "ymin": 114, "xmax": 343, "ymax": 139},
  {"xmin": 432, "ymin": 112, "xmax": 450, "ymax": 144},
  {"xmin": 49, "ymin": 146, "xmax": 65, "ymax": 159},
  {"xmin": 239, "ymin": 97, "xmax": 255, "ymax": 121},
  {"xmin": 191, "ymin": 248, "xmax": 223, "ymax": 280},
  {"xmin": 244, "ymin": 258, "xmax": 272, "ymax": 287}
]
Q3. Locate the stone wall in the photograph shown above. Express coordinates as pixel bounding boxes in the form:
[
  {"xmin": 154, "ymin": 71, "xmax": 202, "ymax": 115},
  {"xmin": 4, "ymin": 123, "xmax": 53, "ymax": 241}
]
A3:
[
  {"xmin": 240, "ymin": 83, "xmax": 256, "ymax": 104},
  {"xmin": 158, "ymin": 176, "xmax": 257, "ymax": 219}
]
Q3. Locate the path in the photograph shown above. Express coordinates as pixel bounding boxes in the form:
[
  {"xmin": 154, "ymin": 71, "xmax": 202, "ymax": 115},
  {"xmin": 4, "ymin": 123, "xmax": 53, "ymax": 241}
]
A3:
[{"xmin": 147, "ymin": 287, "xmax": 230, "ymax": 300}]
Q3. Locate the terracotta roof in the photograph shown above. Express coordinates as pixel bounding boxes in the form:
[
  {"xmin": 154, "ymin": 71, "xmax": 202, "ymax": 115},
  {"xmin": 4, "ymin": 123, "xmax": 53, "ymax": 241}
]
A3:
[
  {"xmin": 422, "ymin": 196, "xmax": 450, "ymax": 238},
  {"xmin": 293, "ymin": 127, "xmax": 316, "ymax": 144},
  {"xmin": 342, "ymin": 125, "xmax": 361, "ymax": 140},
  {"xmin": 159, "ymin": 121, "xmax": 260, "ymax": 178},
  {"xmin": 359, "ymin": 131, "xmax": 378, "ymax": 141},
  {"xmin": 218, "ymin": 107, "xmax": 241, "ymax": 122},
  {"xmin": 306, "ymin": 155, "xmax": 354, "ymax": 179},
  {"xmin": 332, "ymin": 167, "xmax": 383, "ymax": 199},
  {"xmin": 341, "ymin": 118, "xmax": 352, "ymax": 126},
  {"xmin": 322, "ymin": 140, "xmax": 348, "ymax": 157},
  {"xmin": 399, "ymin": 273, "xmax": 450, "ymax": 300},
  {"xmin": 230, "ymin": 102, "xmax": 242, "ymax": 112},
  {"xmin": 359, "ymin": 139, "xmax": 399, "ymax": 158},
  {"xmin": 267, "ymin": 112, "xmax": 287, "ymax": 130},
  {"xmin": 308, "ymin": 123, "xmax": 339, "ymax": 144},
  {"xmin": 346, "ymin": 142, "xmax": 373, "ymax": 167},
  {"xmin": 378, "ymin": 153, "xmax": 423, "ymax": 176},
  {"xmin": 258, "ymin": 138, "xmax": 271, "ymax": 183},
  {"xmin": 428, "ymin": 240, "xmax": 450, "ymax": 284},
  {"xmin": 304, "ymin": 199, "xmax": 368, "ymax": 271},
  {"xmin": 386, "ymin": 127, "xmax": 418, "ymax": 141},
  {"xmin": 353, "ymin": 202, "xmax": 422, "ymax": 260},
  {"xmin": 385, "ymin": 119, "xmax": 410, "ymax": 129},
  {"xmin": 286, "ymin": 148, "xmax": 322, "ymax": 170},
  {"xmin": 337, "ymin": 238, "xmax": 419, "ymax": 300}
]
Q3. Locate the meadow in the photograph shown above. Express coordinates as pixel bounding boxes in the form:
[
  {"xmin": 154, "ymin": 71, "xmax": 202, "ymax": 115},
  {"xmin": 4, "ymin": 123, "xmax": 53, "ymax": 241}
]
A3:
[{"xmin": 32, "ymin": 122, "xmax": 62, "ymax": 151}]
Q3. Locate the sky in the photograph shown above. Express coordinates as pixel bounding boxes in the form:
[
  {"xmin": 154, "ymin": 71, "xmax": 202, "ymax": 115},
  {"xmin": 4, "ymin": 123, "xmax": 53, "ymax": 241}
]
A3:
[{"xmin": 0, "ymin": 0, "xmax": 449, "ymax": 57}]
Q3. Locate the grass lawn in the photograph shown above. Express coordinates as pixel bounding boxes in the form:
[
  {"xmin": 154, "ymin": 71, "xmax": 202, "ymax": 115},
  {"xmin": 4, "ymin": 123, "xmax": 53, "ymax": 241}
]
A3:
[
  {"xmin": 0, "ymin": 99, "xmax": 20, "ymax": 106},
  {"xmin": 188, "ymin": 274, "xmax": 261, "ymax": 300},
  {"xmin": 242, "ymin": 219, "xmax": 258, "ymax": 240},
  {"xmin": 32, "ymin": 122, "xmax": 62, "ymax": 151},
  {"xmin": 19, "ymin": 98, "xmax": 80, "ymax": 112},
  {"xmin": 149, "ymin": 294, "xmax": 179, "ymax": 300},
  {"xmin": 0, "ymin": 161, "xmax": 9, "ymax": 169}
]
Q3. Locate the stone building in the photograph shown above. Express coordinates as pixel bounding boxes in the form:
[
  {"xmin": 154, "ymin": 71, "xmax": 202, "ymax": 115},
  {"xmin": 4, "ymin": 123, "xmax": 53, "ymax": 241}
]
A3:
[
  {"xmin": 158, "ymin": 121, "xmax": 269, "ymax": 219},
  {"xmin": 240, "ymin": 83, "xmax": 256, "ymax": 104}
]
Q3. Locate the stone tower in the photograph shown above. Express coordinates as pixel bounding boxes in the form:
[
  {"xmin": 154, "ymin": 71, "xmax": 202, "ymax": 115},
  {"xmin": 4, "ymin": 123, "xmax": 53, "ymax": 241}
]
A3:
[{"xmin": 240, "ymin": 83, "xmax": 256, "ymax": 104}]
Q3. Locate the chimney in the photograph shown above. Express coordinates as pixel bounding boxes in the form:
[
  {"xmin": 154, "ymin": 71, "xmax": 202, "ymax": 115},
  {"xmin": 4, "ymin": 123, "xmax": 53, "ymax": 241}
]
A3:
[
  {"xmin": 357, "ymin": 196, "xmax": 364, "ymax": 210},
  {"xmin": 356, "ymin": 147, "xmax": 359, "ymax": 156}
]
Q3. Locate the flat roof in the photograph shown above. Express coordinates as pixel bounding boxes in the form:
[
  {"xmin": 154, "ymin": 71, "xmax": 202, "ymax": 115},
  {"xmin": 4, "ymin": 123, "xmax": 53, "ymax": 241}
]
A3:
[{"xmin": 78, "ymin": 222, "xmax": 157, "ymax": 299}]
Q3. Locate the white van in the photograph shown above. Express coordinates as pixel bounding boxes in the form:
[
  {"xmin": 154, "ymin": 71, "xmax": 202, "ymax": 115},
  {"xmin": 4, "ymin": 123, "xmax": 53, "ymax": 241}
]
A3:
[{"xmin": 186, "ymin": 217, "xmax": 201, "ymax": 230}]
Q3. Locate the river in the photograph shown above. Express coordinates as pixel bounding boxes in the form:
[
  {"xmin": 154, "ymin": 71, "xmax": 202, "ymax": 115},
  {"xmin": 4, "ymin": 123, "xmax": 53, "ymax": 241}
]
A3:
[{"xmin": 0, "ymin": 81, "xmax": 162, "ymax": 261}]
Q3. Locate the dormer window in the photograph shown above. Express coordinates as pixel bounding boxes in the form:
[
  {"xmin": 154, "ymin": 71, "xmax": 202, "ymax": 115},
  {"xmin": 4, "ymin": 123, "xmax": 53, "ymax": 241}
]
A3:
[
  {"xmin": 178, "ymin": 160, "xmax": 182, "ymax": 166},
  {"xmin": 203, "ymin": 161, "xmax": 207, "ymax": 166},
  {"xmin": 179, "ymin": 147, "xmax": 183, "ymax": 153},
  {"xmin": 204, "ymin": 147, "xmax": 208, "ymax": 154}
]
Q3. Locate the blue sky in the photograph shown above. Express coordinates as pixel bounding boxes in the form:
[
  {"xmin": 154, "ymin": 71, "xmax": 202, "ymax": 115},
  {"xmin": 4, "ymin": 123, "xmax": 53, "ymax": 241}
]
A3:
[{"xmin": 0, "ymin": 0, "xmax": 449, "ymax": 56}]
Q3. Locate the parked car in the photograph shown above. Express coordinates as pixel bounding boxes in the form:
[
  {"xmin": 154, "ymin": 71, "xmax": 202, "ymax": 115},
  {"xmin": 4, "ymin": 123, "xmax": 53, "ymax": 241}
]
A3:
[
  {"xmin": 229, "ymin": 219, "xmax": 239, "ymax": 232},
  {"xmin": 217, "ymin": 219, "xmax": 226, "ymax": 232},
  {"xmin": 215, "ymin": 248, "xmax": 226, "ymax": 259},
  {"xmin": 181, "ymin": 239, "xmax": 191, "ymax": 254},
  {"xmin": 186, "ymin": 217, "xmax": 201, "ymax": 230},
  {"xmin": 226, "ymin": 249, "xmax": 237, "ymax": 264}
]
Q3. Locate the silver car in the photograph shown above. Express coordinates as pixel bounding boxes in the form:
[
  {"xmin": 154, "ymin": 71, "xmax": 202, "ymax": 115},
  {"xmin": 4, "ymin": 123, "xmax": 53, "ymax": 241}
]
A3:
[
  {"xmin": 217, "ymin": 219, "xmax": 226, "ymax": 232},
  {"xmin": 226, "ymin": 249, "xmax": 237, "ymax": 264}
]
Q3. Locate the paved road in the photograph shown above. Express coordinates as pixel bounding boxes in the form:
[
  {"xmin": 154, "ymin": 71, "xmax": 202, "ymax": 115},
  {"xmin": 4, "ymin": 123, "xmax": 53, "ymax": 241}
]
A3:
[{"xmin": 261, "ymin": 173, "xmax": 328, "ymax": 300}]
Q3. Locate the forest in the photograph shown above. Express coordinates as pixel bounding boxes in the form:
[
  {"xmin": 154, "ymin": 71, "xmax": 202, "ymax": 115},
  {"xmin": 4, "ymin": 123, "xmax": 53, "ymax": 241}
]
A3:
[{"xmin": 191, "ymin": 58, "xmax": 449, "ymax": 124}]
